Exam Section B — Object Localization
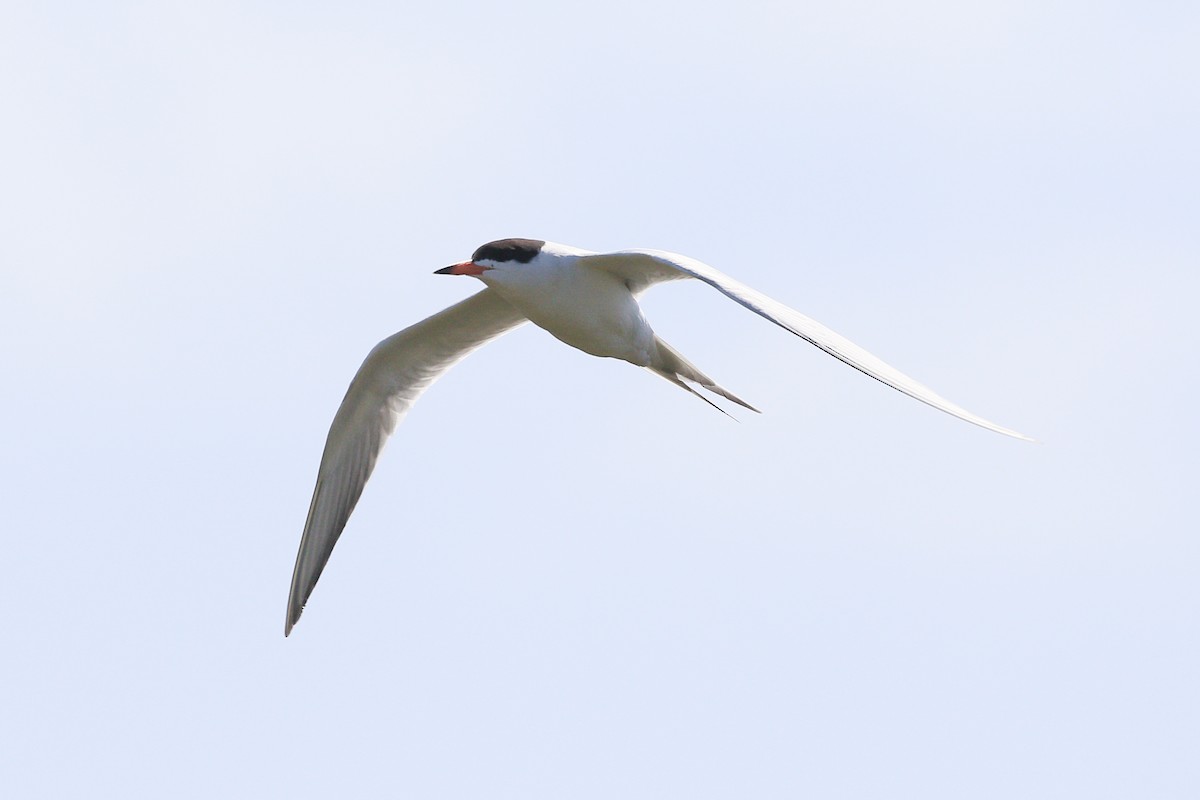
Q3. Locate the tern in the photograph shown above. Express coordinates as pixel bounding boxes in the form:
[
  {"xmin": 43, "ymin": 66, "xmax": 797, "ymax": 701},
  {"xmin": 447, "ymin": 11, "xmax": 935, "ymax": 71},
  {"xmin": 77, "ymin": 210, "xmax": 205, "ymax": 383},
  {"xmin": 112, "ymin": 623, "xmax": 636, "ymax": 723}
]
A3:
[{"xmin": 286, "ymin": 238, "xmax": 1030, "ymax": 635}]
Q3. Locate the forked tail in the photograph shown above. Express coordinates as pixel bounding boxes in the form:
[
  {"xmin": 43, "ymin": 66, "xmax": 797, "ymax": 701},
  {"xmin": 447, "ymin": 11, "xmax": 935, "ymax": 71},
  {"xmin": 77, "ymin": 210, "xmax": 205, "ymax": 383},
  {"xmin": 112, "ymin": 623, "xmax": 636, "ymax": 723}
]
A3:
[{"xmin": 647, "ymin": 337, "xmax": 760, "ymax": 414}]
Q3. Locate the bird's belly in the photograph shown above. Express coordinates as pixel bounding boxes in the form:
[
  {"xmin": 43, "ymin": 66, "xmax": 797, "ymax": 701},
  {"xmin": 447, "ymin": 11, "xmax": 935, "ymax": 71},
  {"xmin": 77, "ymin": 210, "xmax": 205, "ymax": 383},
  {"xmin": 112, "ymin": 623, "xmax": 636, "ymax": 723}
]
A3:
[{"xmin": 497, "ymin": 271, "xmax": 654, "ymax": 365}]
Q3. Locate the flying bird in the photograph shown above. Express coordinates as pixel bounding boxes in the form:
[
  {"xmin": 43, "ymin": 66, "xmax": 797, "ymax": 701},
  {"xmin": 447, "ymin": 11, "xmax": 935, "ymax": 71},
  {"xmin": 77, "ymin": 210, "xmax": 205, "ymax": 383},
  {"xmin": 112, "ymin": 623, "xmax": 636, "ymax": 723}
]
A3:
[{"xmin": 286, "ymin": 238, "xmax": 1030, "ymax": 635}]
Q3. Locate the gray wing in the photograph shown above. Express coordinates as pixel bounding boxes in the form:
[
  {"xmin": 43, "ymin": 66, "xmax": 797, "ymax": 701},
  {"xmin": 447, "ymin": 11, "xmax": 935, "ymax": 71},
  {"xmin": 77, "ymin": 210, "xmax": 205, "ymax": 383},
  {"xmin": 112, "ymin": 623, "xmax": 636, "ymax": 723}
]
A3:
[
  {"xmin": 582, "ymin": 249, "xmax": 1032, "ymax": 441},
  {"xmin": 286, "ymin": 289, "xmax": 527, "ymax": 635}
]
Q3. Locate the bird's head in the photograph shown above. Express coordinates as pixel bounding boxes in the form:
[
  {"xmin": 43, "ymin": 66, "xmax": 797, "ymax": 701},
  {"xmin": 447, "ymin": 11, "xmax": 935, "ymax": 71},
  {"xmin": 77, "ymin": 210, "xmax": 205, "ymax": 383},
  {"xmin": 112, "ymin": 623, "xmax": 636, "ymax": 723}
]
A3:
[{"xmin": 434, "ymin": 238, "xmax": 548, "ymax": 281}]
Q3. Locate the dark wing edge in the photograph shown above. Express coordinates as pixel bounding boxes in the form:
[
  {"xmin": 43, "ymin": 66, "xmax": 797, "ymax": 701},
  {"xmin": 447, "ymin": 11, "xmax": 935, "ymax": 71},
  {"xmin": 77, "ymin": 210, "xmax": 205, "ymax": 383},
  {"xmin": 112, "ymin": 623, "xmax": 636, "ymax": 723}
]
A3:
[{"xmin": 583, "ymin": 249, "xmax": 1033, "ymax": 441}]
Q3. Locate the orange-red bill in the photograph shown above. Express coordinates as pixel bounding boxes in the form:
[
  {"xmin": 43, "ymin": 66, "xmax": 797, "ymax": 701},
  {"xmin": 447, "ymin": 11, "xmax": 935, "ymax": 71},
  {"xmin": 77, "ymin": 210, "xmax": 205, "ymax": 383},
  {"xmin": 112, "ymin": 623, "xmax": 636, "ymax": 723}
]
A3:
[{"xmin": 434, "ymin": 261, "xmax": 488, "ymax": 276}]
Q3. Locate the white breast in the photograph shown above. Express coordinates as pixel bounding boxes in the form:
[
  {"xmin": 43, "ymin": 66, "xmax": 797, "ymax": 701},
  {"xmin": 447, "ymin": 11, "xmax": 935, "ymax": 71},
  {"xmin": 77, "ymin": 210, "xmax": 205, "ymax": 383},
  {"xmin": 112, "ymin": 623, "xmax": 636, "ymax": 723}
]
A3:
[{"xmin": 483, "ymin": 258, "xmax": 656, "ymax": 366}]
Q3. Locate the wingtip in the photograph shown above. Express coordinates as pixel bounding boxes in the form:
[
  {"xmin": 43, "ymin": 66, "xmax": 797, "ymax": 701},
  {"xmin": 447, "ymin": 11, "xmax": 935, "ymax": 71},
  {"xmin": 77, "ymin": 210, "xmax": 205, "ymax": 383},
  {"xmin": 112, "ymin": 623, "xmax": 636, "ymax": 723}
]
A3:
[
  {"xmin": 990, "ymin": 424, "xmax": 1038, "ymax": 443},
  {"xmin": 284, "ymin": 606, "xmax": 301, "ymax": 637}
]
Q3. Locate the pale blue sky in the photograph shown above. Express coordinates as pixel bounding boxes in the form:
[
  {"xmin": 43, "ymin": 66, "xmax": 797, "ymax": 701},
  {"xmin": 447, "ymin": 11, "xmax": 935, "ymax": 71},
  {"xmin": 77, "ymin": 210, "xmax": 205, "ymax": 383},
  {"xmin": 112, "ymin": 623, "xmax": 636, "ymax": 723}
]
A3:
[{"xmin": 2, "ymin": 1, "xmax": 1197, "ymax": 797}]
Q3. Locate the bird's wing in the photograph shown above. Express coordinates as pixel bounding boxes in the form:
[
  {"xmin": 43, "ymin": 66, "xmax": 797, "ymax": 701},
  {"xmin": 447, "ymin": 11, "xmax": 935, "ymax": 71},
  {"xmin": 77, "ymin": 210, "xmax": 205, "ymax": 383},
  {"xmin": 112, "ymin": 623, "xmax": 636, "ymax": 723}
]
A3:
[
  {"xmin": 582, "ymin": 249, "xmax": 1031, "ymax": 441},
  {"xmin": 286, "ymin": 289, "xmax": 528, "ymax": 635}
]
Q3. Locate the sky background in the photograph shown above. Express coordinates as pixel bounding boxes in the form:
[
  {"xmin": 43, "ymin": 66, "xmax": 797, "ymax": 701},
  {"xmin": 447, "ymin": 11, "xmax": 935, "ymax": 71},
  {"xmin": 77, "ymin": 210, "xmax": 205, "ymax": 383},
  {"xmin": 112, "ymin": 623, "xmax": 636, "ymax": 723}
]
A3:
[{"xmin": 3, "ymin": 1, "xmax": 1198, "ymax": 797}]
